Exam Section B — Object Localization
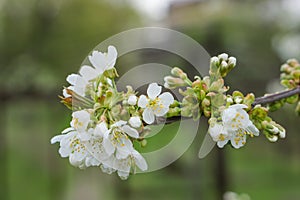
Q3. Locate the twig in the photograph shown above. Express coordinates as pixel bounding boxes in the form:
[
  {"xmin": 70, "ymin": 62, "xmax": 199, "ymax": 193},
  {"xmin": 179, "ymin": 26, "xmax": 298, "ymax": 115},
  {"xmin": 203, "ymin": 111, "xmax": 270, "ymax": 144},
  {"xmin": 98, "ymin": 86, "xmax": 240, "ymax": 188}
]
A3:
[
  {"xmin": 160, "ymin": 86, "xmax": 300, "ymax": 125},
  {"xmin": 252, "ymin": 86, "xmax": 300, "ymax": 106}
]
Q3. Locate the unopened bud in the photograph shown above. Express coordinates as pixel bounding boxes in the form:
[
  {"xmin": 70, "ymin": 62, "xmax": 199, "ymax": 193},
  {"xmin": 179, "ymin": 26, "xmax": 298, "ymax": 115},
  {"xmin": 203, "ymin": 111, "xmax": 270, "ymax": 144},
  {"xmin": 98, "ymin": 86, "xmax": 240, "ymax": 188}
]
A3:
[
  {"xmin": 164, "ymin": 76, "xmax": 186, "ymax": 89},
  {"xmin": 228, "ymin": 57, "xmax": 237, "ymax": 66},
  {"xmin": 267, "ymin": 134, "xmax": 278, "ymax": 142},
  {"xmin": 141, "ymin": 139, "xmax": 147, "ymax": 147},
  {"xmin": 220, "ymin": 61, "xmax": 228, "ymax": 68},
  {"xmin": 210, "ymin": 56, "xmax": 219, "ymax": 66},
  {"xmin": 128, "ymin": 95, "xmax": 137, "ymax": 105},
  {"xmin": 171, "ymin": 67, "xmax": 187, "ymax": 79},
  {"xmin": 218, "ymin": 53, "xmax": 228, "ymax": 61}
]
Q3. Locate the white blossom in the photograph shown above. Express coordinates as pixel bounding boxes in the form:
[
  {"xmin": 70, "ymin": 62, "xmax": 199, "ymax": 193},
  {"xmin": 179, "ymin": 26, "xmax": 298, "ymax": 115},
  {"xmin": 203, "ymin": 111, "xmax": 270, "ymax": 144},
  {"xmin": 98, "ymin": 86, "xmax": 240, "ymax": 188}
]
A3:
[
  {"xmin": 101, "ymin": 120, "xmax": 139, "ymax": 160},
  {"xmin": 50, "ymin": 129, "xmax": 92, "ymax": 168},
  {"xmin": 138, "ymin": 83, "xmax": 174, "ymax": 124},
  {"xmin": 101, "ymin": 148, "xmax": 147, "ymax": 180},
  {"xmin": 128, "ymin": 95, "xmax": 137, "ymax": 105},
  {"xmin": 63, "ymin": 46, "xmax": 117, "ymax": 97},
  {"xmin": 209, "ymin": 104, "xmax": 259, "ymax": 149},
  {"xmin": 70, "ymin": 110, "xmax": 91, "ymax": 141},
  {"xmin": 88, "ymin": 45, "xmax": 117, "ymax": 74}
]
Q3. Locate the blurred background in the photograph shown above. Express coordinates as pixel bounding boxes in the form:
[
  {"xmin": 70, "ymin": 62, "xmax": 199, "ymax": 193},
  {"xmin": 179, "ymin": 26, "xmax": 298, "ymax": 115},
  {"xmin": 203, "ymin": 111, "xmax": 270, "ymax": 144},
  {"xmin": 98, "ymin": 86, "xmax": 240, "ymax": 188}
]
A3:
[{"xmin": 0, "ymin": 0, "xmax": 299, "ymax": 199}]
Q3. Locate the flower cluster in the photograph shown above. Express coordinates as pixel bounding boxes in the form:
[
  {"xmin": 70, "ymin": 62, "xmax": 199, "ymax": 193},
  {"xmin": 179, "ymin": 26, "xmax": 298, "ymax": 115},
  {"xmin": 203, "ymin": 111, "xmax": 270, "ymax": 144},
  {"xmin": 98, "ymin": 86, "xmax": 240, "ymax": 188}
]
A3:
[
  {"xmin": 51, "ymin": 46, "xmax": 174, "ymax": 179},
  {"xmin": 52, "ymin": 45, "xmax": 296, "ymax": 178},
  {"xmin": 208, "ymin": 104, "xmax": 259, "ymax": 149}
]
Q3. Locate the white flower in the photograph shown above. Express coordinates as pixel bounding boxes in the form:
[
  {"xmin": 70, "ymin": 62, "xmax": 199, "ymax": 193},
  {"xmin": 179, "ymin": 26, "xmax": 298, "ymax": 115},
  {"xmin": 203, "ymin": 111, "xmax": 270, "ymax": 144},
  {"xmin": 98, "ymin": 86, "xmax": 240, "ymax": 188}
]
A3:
[
  {"xmin": 88, "ymin": 45, "xmax": 117, "ymax": 74},
  {"xmin": 102, "ymin": 120, "xmax": 139, "ymax": 158},
  {"xmin": 51, "ymin": 129, "xmax": 92, "ymax": 168},
  {"xmin": 129, "ymin": 116, "xmax": 142, "ymax": 128},
  {"xmin": 209, "ymin": 104, "xmax": 259, "ymax": 149},
  {"xmin": 128, "ymin": 95, "xmax": 137, "ymax": 105},
  {"xmin": 222, "ymin": 104, "xmax": 259, "ymax": 137},
  {"xmin": 101, "ymin": 149, "xmax": 148, "ymax": 180},
  {"xmin": 138, "ymin": 83, "xmax": 174, "ymax": 124},
  {"xmin": 70, "ymin": 110, "xmax": 91, "ymax": 140},
  {"xmin": 63, "ymin": 46, "xmax": 117, "ymax": 97},
  {"xmin": 113, "ymin": 149, "xmax": 147, "ymax": 180},
  {"xmin": 63, "ymin": 73, "xmax": 89, "ymax": 97},
  {"xmin": 209, "ymin": 123, "xmax": 231, "ymax": 148}
]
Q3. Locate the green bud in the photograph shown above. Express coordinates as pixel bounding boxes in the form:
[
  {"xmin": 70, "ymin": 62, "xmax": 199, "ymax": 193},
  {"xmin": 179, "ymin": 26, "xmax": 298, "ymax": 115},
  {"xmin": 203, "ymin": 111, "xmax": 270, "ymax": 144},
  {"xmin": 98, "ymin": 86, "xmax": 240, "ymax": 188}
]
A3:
[
  {"xmin": 141, "ymin": 139, "xmax": 147, "ymax": 147},
  {"xmin": 287, "ymin": 59, "xmax": 299, "ymax": 68},
  {"xmin": 201, "ymin": 98, "xmax": 211, "ymax": 107},
  {"xmin": 203, "ymin": 107, "xmax": 211, "ymax": 118},
  {"xmin": 210, "ymin": 56, "xmax": 219, "ymax": 66},
  {"xmin": 167, "ymin": 107, "xmax": 181, "ymax": 117},
  {"xmin": 243, "ymin": 93, "xmax": 255, "ymax": 108},
  {"xmin": 280, "ymin": 64, "xmax": 292, "ymax": 73},
  {"xmin": 268, "ymin": 101, "xmax": 284, "ymax": 112},
  {"xmin": 286, "ymin": 94, "xmax": 299, "ymax": 104},
  {"xmin": 164, "ymin": 76, "xmax": 187, "ymax": 89},
  {"xmin": 233, "ymin": 91, "xmax": 244, "ymax": 104},
  {"xmin": 171, "ymin": 67, "xmax": 188, "ymax": 80}
]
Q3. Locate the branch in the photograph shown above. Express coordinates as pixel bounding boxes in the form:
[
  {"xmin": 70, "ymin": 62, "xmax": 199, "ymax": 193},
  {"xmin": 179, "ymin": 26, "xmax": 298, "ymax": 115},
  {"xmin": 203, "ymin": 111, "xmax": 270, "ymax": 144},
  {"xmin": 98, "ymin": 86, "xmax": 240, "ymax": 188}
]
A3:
[
  {"xmin": 159, "ymin": 86, "xmax": 300, "ymax": 125},
  {"xmin": 252, "ymin": 86, "xmax": 300, "ymax": 107}
]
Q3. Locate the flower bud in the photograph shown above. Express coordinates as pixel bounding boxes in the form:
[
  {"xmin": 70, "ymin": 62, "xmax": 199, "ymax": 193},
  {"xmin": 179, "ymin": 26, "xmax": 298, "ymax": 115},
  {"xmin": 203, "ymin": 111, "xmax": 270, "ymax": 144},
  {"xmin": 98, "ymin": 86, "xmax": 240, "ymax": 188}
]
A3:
[
  {"xmin": 141, "ymin": 139, "xmax": 147, "ymax": 147},
  {"xmin": 220, "ymin": 61, "xmax": 228, "ymax": 68},
  {"xmin": 128, "ymin": 95, "xmax": 137, "ymax": 105},
  {"xmin": 287, "ymin": 59, "xmax": 299, "ymax": 68},
  {"xmin": 202, "ymin": 97, "xmax": 211, "ymax": 106},
  {"xmin": 233, "ymin": 91, "xmax": 244, "ymax": 104},
  {"xmin": 226, "ymin": 96, "xmax": 233, "ymax": 104},
  {"xmin": 286, "ymin": 94, "xmax": 298, "ymax": 104},
  {"xmin": 164, "ymin": 76, "xmax": 186, "ymax": 89},
  {"xmin": 171, "ymin": 67, "xmax": 187, "ymax": 80},
  {"xmin": 167, "ymin": 107, "xmax": 181, "ymax": 117},
  {"xmin": 267, "ymin": 134, "xmax": 278, "ymax": 142},
  {"xmin": 279, "ymin": 129, "xmax": 286, "ymax": 138},
  {"xmin": 228, "ymin": 57, "xmax": 237, "ymax": 67},
  {"xmin": 210, "ymin": 56, "xmax": 219, "ymax": 66},
  {"xmin": 129, "ymin": 116, "xmax": 142, "ymax": 128},
  {"xmin": 218, "ymin": 53, "xmax": 228, "ymax": 61}
]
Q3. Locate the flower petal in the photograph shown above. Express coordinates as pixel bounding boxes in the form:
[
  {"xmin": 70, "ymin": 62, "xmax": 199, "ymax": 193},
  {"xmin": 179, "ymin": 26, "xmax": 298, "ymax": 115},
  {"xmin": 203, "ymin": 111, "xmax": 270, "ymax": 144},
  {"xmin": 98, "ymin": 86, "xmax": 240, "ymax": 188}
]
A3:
[
  {"xmin": 147, "ymin": 83, "xmax": 161, "ymax": 100},
  {"xmin": 79, "ymin": 65, "xmax": 98, "ymax": 81},
  {"xmin": 153, "ymin": 106, "xmax": 169, "ymax": 116},
  {"xmin": 138, "ymin": 95, "xmax": 148, "ymax": 108},
  {"xmin": 103, "ymin": 132, "xmax": 115, "ymax": 156},
  {"xmin": 88, "ymin": 51, "xmax": 106, "ymax": 73},
  {"xmin": 50, "ymin": 135, "xmax": 64, "ymax": 144},
  {"xmin": 159, "ymin": 92, "xmax": 174, "ymax": 106},
  {"xmin": 142, "ymin": 108, "xmax": 155, "ymax": 124},
  {"xmin": 66, "ymin": 74, "xmax": 80, "ymax": 85},
  {"xmin": 106, "ymin": 45, "xmax": 117, "ymax": 70},
  {"xmin": 122, "ymin": 125, "xmax": 139, "ymax": 138},
  {"xmin": 132, "ymin": 150, "xmax": 148, "ymax": 171}
]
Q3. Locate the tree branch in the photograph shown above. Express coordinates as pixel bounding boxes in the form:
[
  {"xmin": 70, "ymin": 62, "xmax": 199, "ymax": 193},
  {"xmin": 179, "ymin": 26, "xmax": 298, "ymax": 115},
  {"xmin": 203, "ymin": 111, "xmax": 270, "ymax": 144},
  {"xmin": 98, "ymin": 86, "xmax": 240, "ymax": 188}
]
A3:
[
  {"xmin": 252, "ymin": 86, "xmax": 300, "ymax": 107},
  {"xmin": 160, "ymin": 86, "xmax": 300, "ymax": 125}
]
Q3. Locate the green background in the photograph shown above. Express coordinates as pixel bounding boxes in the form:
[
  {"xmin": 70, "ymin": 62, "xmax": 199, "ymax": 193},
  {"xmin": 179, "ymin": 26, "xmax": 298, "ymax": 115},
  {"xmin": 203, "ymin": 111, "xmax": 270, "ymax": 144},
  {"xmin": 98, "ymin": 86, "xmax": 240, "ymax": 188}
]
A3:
[{"xmin": 0, "ymin": 0, "xmax": 299, "ymax": 199}]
